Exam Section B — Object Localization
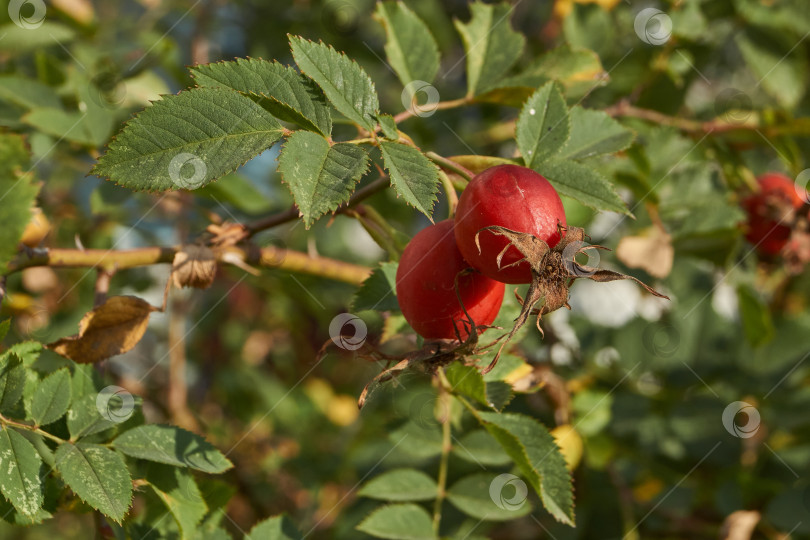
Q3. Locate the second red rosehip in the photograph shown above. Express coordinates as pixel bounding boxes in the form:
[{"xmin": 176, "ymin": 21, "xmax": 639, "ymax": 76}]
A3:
[{"xmin": 454, "ymin": 164, "xmax": 567, "ymax": 284}]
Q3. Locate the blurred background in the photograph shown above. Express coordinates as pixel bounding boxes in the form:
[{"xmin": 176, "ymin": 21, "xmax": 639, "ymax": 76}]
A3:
[{"xmin": 2, "ymin": 0, "xmax": 810, "ymax": 538}]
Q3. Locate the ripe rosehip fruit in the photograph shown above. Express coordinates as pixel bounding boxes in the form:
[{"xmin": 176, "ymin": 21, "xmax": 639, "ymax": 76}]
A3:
[
  {"xmin": 742, "ymin": 172, "xmax": 805, "ymax": 256},
  {"xmin": 455, "ymin": 164, "xmax": 567, "ymax": 283},
  {"xmin": 396, "ymin": 220, "xmax": 505, "ymax": 340}
]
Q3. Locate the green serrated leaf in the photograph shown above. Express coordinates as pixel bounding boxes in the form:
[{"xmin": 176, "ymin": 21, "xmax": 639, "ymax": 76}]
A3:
[
  {"xmin": 289, "ymin": 36, "xmax": 379, "ymax": 131},
  {"xmin": 454, "ymin": 2, "xmax": 525, "ymax": 97},
  {"xmin": 452, "ymin": 429, "xmax": 511, "ymax": 466},
  {"xmin": 536, "ymin": 159, "xmax": 629, "ymax": 215},
  {"xmin": 112, "ymin": 424, "xmax": 233, "ymax": 474},
  {"xmin": 516, "ymin": 82, "xmax": 570, "ymax": 168},
  {"xmin": 146, "ymin": 463, "xmax": 208, "ymax": 539},
  {"xmin": 22, "ymin": 370, "xmax": 40, "ymax": 420},
  {"xmin": 55, "ymin": 442, "xmax": 132, "ymax": 522},
  {"xmin": 379, "ymin": 141, "xmax": 439, "ymax": 219},
  {"xmin": 71, "ymin": 364, "xmax": 103, "ymax": 400},
  {"xmin": 375, "ymin": 2, "xmax": 440, "ymax": 86},
  {"xmin": 16, "ymin": 429, "xmax": 54, "ymax": 468},
  {"xmin": 485, "ymin": 381, "xmax": 513, "ymax": 412},
  {"xmin": 477, "ymin": 412, "xmax": 574, "ymax": 525},
  {"xmin": 0, "ymin": 133, "xmax": 40, "ymax": 272},
  {"xmin": 8, "ymin": 341, "xmax": 42, "ymax": 367},
  {"xmin": 31, "ymin": 368, "xmax": 71, "ymax": 426},
  {"xmin": 352, "ymin": 262, "xmax": 399, "ymax": 312},
  {"xmin": 0, "ymin": 352, "xmax": 26, "ymax": 413},
  {"xmin": 278, "ymin": 131, "xmax": 369, "ymax": 228},
  {"xmin": 447, "ymin": 472, "xmax": 532, "ymax": 521},
  {"xmin": 445, "ymin": 363, "xmax": 488, "ymax": 408},
  {"xmin": 246, "ymin": 514, "xmax": 303, "ymax": 540},
  {"xmin": 0, "ymin": 426, "xmax": 43, "ymax": 518},
  {"xmin": 356, "ymin": 503, "xmax": 435, "ymax": 540},
  {"xmin": 358, "ymin": 469, "xmax": 438, "ymax": 502},
  {"xmin": 7, "ymin": 341, "xmax": 42, "ymax": 366},
  {"xmin": 558, "ymin": 107, "xmax": 635, "ymax": 161},
  {"xmin": 67, "ymin": 393, "xmax": 120, "ymax": 440},
  {"xmin": 92, "ymin": 87, "xmax": 284, "ymax": 191},
  {"xmin": 378, "ymin": 113, "xmax": 399, "ymax": 140},
  {"xmin": 190, "ymin": 58, "xmax": 332, "ymax": 136},
  {"xmin": 0, "ymin": 496, "xmax": 51, "ymax": 525}
]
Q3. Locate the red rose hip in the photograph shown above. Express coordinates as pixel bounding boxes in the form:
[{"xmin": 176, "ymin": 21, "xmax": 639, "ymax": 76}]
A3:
[
  {"xmin": 396, "ymin": 220, "xmax": 504, "ymax": 340},
  {"xmin": 455, "ymin": 164, "xmax": 567, "ymax": 283},
  {"xmin": 743, "ymin": 172, "xmax": 805, "ymax": 256}
]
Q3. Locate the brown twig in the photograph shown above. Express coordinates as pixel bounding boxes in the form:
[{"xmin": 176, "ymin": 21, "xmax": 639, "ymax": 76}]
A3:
[
  {"xmin": 7, "ymin": 245, "xmax": 371, "ymax": 285},
  {"xmin": 0, "ymin": 412, "xmax": 66, "ymax": 444},
  {"xmin": 392, "ymin": 96, "xmax": 472, "ymax": 125},
  {"xmin": 167, "ymin": 291, "xmax": 200, "ymax": 433},
  {"xmin": 93, "ymin": 268, "xmax": 115, "ymax": 307},
  {"xmin": 601, "ymin": 100, "xmax": 804, "ymax": 136},
  {"xmin": 244, "ymin": 175, "xmax": 391, "ymax": 237},
  {"xmin": 425, "ymin": 152, "xmax": 473, "ymax": 183},
  {"xmin": 604, "ymin": 101, "xmax": 730, "ymax": 133}
]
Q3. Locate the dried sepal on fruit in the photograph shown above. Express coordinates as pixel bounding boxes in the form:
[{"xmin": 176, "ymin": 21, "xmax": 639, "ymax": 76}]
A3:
[{"xmin": 475, "ymin": 224, "xmax": 669, "ymax": 373}]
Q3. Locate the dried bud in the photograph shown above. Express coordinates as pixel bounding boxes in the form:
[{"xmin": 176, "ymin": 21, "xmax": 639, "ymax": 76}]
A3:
[{"xmin": 172, "ymin": 244, "xmax": 217, "ymax": 289}]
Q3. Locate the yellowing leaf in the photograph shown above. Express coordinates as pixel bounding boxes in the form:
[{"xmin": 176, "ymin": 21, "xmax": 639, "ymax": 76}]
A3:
[
  {"xmin": 47, "ymin": 296, "xmax": 157, "ymax": 363},
  {"xmin": 550, "ymin": 424, "xmax": 584, "ymax": 470}
]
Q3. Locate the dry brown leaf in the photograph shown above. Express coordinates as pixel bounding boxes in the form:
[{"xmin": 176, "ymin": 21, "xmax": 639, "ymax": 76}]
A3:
[
  {"xmin": 719, "ymin": 510, "xmax": 760, "ymax": 540},
  {"xmin": 47, "ymin": 296, "xmax": 157, "ymax": 364},
  {"xmin": 616, "ymin": 226, "xmax": 674, "ymax": 279},
  {"xmin": 172, "ymin": 244, "xmax": 217, "ymax": 289}
]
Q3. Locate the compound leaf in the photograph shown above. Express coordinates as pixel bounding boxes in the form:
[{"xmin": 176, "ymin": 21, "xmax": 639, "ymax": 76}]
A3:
[{"xmin": 92, "ymin": 88, "xmax": 284, "ymax": 191}]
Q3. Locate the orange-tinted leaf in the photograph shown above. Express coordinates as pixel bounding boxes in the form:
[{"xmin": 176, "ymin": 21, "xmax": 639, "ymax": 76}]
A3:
[{"xmin": 47, "ymin": 296, "xmax": 156, "ymax": 363}]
